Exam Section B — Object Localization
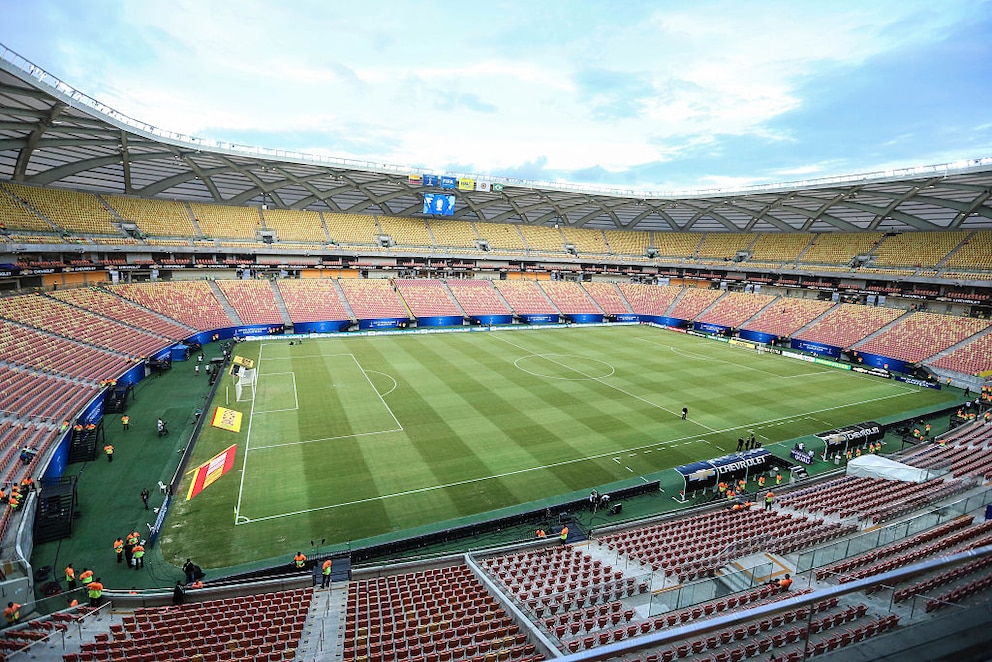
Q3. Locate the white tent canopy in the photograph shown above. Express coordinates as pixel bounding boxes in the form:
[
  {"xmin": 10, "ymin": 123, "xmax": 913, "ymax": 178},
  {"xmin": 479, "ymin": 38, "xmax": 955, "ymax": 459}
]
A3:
[{"xmin": 845, "ymin": 454, "xmax": 938, "ymax": 484}]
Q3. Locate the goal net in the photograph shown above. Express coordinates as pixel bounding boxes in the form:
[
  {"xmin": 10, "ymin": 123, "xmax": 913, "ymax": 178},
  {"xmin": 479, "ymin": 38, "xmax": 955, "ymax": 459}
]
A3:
[{"xmin": 234, "ymin": 368, "xmax": 256, "ymax": 402}]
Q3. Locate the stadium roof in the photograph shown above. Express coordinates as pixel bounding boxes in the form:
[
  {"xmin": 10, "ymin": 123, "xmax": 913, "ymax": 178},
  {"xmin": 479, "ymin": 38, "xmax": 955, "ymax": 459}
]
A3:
[{"xmin": 1, "ymin": 44, "xmax": 991, "ymax": 234}]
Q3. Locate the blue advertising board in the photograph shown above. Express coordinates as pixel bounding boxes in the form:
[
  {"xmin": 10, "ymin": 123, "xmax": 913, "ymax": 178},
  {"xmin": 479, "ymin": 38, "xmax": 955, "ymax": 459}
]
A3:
[
  {"xmin": 359, "ymin": 317, "xmax": 408, "ymax": 330},
  {"xmin": 471, "ymin": 315, "xmax": 513, "ymax": 326},
  {"xmin": 694, "ymin": 322, "xmax": 730, "ymax": 335},
  {"xmin": 852, "ymin": 351, "xmax": 911, "ymax": 374},
  {"xmin": 567, "ymin": 314, "xmax": 604, "ymax": 324},
  {"xmin": 416, "ymin": 315, "xmax": 465, "ymax": 328},
  {"xmin": 739, "ymin": 329, "xmax": 778, "ymax": 345},
  {"xmin": 520, "ymin": 314, "xmax": 560, "ymax": 324},
  {"xmin": 293, "ymin": 320, "xmax": 351, "ymax": 334},
  {"xmin": 790, "ymin": 338, "xmax": 842, "ymax": 359}
]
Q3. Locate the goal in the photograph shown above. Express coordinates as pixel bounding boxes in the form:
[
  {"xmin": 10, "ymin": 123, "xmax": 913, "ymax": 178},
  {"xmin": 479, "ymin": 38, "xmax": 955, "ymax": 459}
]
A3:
[{"xmin": 234, "ymin": 368, "xmax": 256, "ymax": 402}]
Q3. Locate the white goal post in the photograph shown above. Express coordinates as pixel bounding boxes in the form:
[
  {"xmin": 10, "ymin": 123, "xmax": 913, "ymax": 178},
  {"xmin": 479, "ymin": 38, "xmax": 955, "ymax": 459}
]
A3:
[{"xmin": 234, "ymin": 368, "xmax": 256, "ymax": 402}]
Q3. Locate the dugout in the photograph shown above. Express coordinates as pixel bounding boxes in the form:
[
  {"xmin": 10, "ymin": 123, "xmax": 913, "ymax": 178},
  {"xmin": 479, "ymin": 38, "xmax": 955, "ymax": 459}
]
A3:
[{"xmin": 675, "ymin": 448, "xmax": 786, "ymax": 496}]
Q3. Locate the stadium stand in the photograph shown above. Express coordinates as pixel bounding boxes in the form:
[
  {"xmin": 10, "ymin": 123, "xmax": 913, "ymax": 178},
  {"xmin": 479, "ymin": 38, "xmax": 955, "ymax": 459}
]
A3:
[
  {"xmin": 798, "ymin": 232, "xmax": 884, "ymax": 267},
  {"xmin": 323, "ymin": 213, "xmax": 381, "ymax": 247},
  {"xmin": 445, "ymin": 279, "xmax": 513, "ymax": 317},
  {"xmin": 872, "ymin": 231, "xmax": 969, "ymax": 269},
  {"xmin": 696, "ymin": 233, "xmax": 756, "ymax": 260},
  {"xmin": 581, "ymin": 282, "xmax": 631, "ymax": 315},
  {"xmin": 214, "ymin": 280, "xmax": 284, "ymax": 326},
  {"xmin": 518, "ymin": 225, "xmax": 566, "ymax": 255},
  {"xmin": 80, "ymin": 588, "xmax": 311, "ymax": 661},
  {"xmin": 650, "ymin": 232, "xmax": 701, "ymax": 259},
  {"xmin": 259, "ymin": 208, "xmax": 326, "ymax": 243},
  {"xmin": 275, "ymin": 279, "xmax": 351, "ymax": 323},
  {"xmin": 793, "ymin": 303, "xmax": 905, "ymax": 349},
  {"xmin": 493, "ymin": 280, "xmax": 559, "ymax": 315},
  {"xmin": 110, "ymin": 281, "xmax": 234, "ymax": 330},
  {"xmin": 816, "ymin": 514, "xmax": 992, "ymax": 587},
  {"xmin": 695, "ymin": 292, "xmax": 776, "ymax": 328},
  {"xmin": 599, "ymin": 509, "xmax": 854, "ymax": 582},
  {"xmin": 668, "ymin": 288, "xmax": 723, "ymax": 321},
  {"xmin": 338, "ymin": 279, "xmax": 410, "ymax": 320},
  {"xmin": 0, "ymin": 184, "xmax": 60, "ymax": 232},
  {"xmin": 604, "ymin": 229, "xmax": 650, "ymax": 256},
  {"xmin": 942, "ymin": 230, "xmax": 992, "ymax": 272},
  {"xmin": 742, "ymin": 298, "xmax": 835, "ymax": 338},
  {"xmin": 0, "ymin": 293, "xmax": 168, "ymax": 358},
  {"xmin": 0, "ymin": 364, "xmax": 99, "ymax": 424},
  {"xmin": 561, "ymin": 227, "xmax": 609, "ymax": 255},
  {"xmin": 3, "ymin": 183, "xmax": 119, "ymax": 236},
  {"xmin": 189, "ymin": 203, "xmax": 262, "ymax": 240},
  {"xmin": 929, "ymin": 331, "xmax": 992, "ymax": 375},
  {"xmin": 47, "ymin": 287, "xmax": 193, "ymax": 340},
  {"xmin": 395, "ymin": 279, "xmax": 463, "ymax": 317},
  {"xmin": 900, "ymin": 423, "xmax": 992, "ymax": 481},
  {"xmin": 103, "ymin": 194, "xmax": 198, "ymax": 238},
  {"xmin": 428, "ymin": 218, "xmax": 481, "ymax": 251},
  {"xmin": 748, "ymin": 232, "xmax": 815, "ymax": 264},
  {"xmin": 476, "ymin": 222, "xmax": 527, "ymax": 253},
  {"xmin": 0, "ymin": 319, "xmax": 132, "ymax": 382},
  {"xmin": 345, "ymin": 564, "xmax": 538, "ymax": 662},
  {"xmin": 853, "ymin": 312, "xmax": 991, "ymax": 363},
  {"xmin": 377, "ymin": 216, "xmax": 434, "ymax": 249},
  {"xmin": 538, "ymin": 281, "xmax": 599, "ymax": 315},
  {"xmin": 616, "ymin": 283, "xmax": 682, "ymax": 316}
]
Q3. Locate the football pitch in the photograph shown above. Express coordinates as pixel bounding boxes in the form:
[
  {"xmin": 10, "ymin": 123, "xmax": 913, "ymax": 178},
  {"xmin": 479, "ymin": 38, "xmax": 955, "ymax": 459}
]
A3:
[{"xmin": 162, "ymin": 324, "xmax": 956, "ymax": 567}]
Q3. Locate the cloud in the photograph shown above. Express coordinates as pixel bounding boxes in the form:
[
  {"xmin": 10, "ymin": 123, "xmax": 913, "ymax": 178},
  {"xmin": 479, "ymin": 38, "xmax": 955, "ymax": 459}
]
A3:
[{"xmin": 2, "ymin": 0, "xmax": 988, "ymax": 192}]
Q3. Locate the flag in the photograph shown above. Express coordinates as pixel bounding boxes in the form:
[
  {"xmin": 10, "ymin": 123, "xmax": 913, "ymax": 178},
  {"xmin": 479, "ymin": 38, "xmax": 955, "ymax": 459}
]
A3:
[
  {"xmin": 457, "ymin": 178, "xmax": 475, "ymax": 191},
  {"xmin": 440, "ymin": 176, "xmax": 457, "ymax": 189},
  {"xmin": 210, "ymin": 406, "xmax": 243, "ymax": 433},
  {"xmin": 475, "ymin": 181, "xmax": 491, "ymax": 192},
  {"xmin": 423, "ymin": 174, "xmax": 440, "ymax": 187},
  {"xmin": 407, "ymin": 174, "xmax": 423, "ymax": 186},
  {"xmin": 186, "ymin": 444, "xmax": 237, "ymax": 500},
  {"xmin": 492, "ymin": 183, "xmax": 504, "ymax": 192}
]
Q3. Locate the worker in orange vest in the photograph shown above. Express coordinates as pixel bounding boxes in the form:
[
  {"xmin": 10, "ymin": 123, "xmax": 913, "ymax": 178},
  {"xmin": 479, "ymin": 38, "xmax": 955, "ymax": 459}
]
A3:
[
  {"xmin": 560, "ymin": 526, "xmax": 569, "ymax": 544},
  {"xmin": 79, "ymin": 568, "xmax": 94, "ymax": 586},
  {"xmin": 65, "ymin": 563, "xmax": 76, "ymax": 589},
  {"xmin": 132, "ymin": 542, "xmax": 145, "ymax": 569},
  {"xmin": 293, "ymin": 551, "xmax": 307, "ymax": 570},
  {"xmin": 764, "ymin": 491, "xmax": 774, "ymax": 511},
  {"xmin": 104, "ymin": 444, "xmax": 114, "ymax": 462},
  {"xmin": 87, "ymin": 578, "xmax": 104, "ymax": 607},
  {"xmin": 321, "ymin": 558, "xmax": 333, "ymax": 589},
  {"xmin": 114, "ymin": 538, "xmax": 124, "ymax": 563},
  {"xmin": 4, "ymin": 602, "xmax": 20, "ymax": 625}
]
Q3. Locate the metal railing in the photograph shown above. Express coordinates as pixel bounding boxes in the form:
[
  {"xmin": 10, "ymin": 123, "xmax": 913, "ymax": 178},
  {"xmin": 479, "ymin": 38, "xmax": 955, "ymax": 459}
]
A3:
[{"xmin": 558, "ymin": 543, "xmax": 992, "ymax": 661}]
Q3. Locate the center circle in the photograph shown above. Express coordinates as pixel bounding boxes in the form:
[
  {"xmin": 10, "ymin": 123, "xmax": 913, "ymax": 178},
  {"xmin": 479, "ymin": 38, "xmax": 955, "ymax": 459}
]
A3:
[{"xmin": 514, "ymin": 353, "xmax": 615, "ymax": 380}]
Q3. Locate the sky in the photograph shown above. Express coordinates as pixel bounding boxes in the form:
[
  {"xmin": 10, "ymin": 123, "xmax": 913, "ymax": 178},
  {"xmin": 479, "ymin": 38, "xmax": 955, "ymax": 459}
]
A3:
[{"xmin": 1, "ymin": 0, "xmax": 991, "ymax": 193}]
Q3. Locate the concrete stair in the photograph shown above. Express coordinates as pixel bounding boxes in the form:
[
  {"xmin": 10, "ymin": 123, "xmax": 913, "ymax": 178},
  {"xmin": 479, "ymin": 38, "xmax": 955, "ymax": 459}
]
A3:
[{"xmin": 207, "ymin": 281, "xmax": 243, "ymax": 325}]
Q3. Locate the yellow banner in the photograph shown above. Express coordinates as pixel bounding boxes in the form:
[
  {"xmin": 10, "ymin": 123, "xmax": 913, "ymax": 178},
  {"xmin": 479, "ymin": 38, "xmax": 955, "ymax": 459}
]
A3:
[
  {"xmin": 232, "ymin": 356, "xmax": 254, "ymax": 368},
  {"xmin": 457, "ymin": 178, "xmax": 475, "ymax": 191},
  {"xmin": 210, "ymin": 406, "xmax": 243, "ymax": 433}
]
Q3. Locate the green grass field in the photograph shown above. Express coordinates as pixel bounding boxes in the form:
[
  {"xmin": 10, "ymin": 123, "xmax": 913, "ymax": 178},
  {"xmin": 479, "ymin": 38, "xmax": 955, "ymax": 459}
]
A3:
[{"xmin": 160, "ymin": 324, "xmax": 956, "ymax": 567}]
